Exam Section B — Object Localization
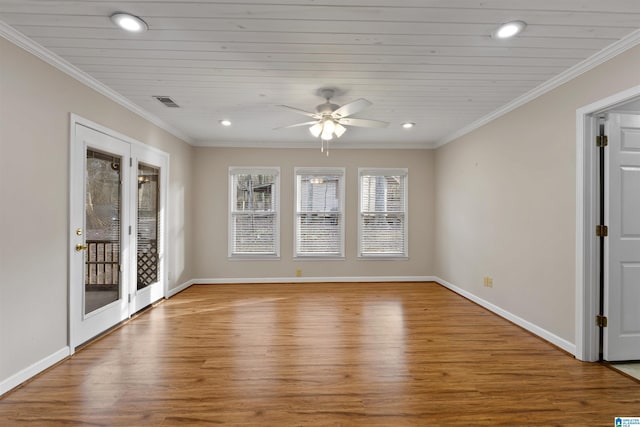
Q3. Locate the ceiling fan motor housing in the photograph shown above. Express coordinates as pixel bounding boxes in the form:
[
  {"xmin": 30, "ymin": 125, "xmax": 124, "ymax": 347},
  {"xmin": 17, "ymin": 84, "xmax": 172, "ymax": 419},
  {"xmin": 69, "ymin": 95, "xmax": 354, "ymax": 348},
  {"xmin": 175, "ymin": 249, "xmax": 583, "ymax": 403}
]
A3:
[{"xmin": 316, "ymin": 102, "xmax": 340, "ymax": 115}]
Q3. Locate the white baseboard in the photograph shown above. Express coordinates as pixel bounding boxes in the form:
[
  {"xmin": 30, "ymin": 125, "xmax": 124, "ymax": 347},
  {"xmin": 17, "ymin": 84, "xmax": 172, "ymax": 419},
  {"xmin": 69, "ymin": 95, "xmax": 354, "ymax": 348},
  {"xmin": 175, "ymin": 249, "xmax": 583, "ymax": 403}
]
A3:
[
  {"xmin": 434, "ymin": 276, "xmax": 576, "ymax": 355},
  {"xmin": 0, "ymin": 346, "xmax": 70, "ymax": 396},
  {"xmin": 167, "ymin": 279, "xmax": 195, "ymax": 297},
  {"xmin": 192, "ymin": 276, "xmax": 436, "ymax": 285}
]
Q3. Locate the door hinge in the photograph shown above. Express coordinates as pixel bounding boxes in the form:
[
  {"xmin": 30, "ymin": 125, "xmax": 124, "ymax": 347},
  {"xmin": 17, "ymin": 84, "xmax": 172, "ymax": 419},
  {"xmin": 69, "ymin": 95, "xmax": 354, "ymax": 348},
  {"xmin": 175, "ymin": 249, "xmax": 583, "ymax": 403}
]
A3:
[
  {"xmin": 596, "ymin": 225, "xmax": 608, "ymax": 237},
  {"xmin": 129, "ymin": 225, "xmax": 132, "ymax": 235},
  {"xmin": 596, "ymin": 315, "xmax": 608, "ymax": 328},
  {"xmin": 128, "ymin": 294, "xmax": 132, "ymax": 303},
  {"xmin": 596, "ymin": 135, "xmax": 608, "ymax": 147},
  {"xmin": 130, "ymin": 157, "xmax": 133, "ymax": 167}
]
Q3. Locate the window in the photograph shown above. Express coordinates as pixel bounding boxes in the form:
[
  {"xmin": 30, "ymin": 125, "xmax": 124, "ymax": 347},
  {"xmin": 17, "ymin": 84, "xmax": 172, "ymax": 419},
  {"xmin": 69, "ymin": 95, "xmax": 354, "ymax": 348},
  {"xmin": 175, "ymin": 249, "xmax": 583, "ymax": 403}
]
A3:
[
  {"xmin": 295, "ymin": 168, "xmax": 345, "ymax": 258},
  {"xmin": 229, "ymin": 167, "xmax": 279, "ymax": 257},
  {"xmin": 359, "ymin": 168, "xmax": 408, "ymax": 257}
]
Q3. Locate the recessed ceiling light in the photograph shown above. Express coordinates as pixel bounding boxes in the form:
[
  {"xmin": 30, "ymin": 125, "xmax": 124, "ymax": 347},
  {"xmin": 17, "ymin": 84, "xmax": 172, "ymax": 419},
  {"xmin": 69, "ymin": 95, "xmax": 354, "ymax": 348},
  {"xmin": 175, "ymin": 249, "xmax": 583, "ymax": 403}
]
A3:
[
  {"xmin": 402, "ymin": 122, "xmax": 415, "ymax": 129},
  {"xmin": 492, "ymin": 20, "xmax": 526, "ymax": 39},
  {"xmin": 220, "ymin": 120, "xmax": 232, "ymax": 127},
  {"xmin": 110, "ymin": 13, "xmax": 148, "ymax": 33}
]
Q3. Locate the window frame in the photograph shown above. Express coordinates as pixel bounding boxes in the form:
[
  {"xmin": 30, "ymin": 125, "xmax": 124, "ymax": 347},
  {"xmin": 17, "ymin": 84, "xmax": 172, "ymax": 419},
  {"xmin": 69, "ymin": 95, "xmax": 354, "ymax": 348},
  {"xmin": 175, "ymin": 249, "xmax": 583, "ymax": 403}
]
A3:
[
  {"xmin": 228, "ymin": 166, "xmax": 280, "ymax": 259},
  {"xmin": 294, "ymin": 167, "xmax": 346, "ymax": 259},
  {"xmin": 358, "ymin": 168, "xmax": 409, "ymax": 259}
]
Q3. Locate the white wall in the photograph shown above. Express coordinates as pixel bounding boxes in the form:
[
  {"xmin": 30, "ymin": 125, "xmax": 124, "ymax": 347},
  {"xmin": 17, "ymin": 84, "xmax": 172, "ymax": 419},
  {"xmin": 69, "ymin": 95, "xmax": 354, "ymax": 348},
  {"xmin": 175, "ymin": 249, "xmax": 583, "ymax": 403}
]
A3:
[
  {"xmin": 0, "ymin": 37, "xmax": 194, "ymax": 385},
  {"xmin": 191, "ymin": 147, "xmax": 435, "ymax": 280},
  {"xmin": 434, "ymin": 45, "xmax": 640, "ymax": 344}
]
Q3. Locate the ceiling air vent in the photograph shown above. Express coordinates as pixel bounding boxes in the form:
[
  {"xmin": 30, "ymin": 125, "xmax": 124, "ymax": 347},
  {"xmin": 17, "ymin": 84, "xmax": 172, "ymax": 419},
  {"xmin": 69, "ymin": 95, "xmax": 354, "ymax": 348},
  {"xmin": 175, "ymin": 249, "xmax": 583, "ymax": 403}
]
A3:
[{"xmin": 153, "ymin": 96, "xmax": 180, "ymax": 108}]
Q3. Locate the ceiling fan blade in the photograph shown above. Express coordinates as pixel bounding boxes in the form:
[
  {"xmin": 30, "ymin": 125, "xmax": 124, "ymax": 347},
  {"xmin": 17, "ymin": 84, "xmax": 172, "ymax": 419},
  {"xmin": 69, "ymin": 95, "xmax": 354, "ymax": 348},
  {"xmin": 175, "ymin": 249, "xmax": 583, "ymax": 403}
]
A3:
[
  {"xmin": 338, "ymin": 117, "xmax": 389, "ymax": 128},
  {"xmin": 332, "ymin": 98, "xmax": 372, "ymax": 118},
  {"xmin": 275, "ymin": 120, "xmax": 319, "ymax": 130},
  {"xmin": 277, "ymin": 105, "xmax": 318, "ymax": 118}
]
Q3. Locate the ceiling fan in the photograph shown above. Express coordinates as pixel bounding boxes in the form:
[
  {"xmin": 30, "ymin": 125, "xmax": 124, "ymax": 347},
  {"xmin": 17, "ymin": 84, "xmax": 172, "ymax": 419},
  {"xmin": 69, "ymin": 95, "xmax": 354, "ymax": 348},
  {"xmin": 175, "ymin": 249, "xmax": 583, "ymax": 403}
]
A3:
[{"xmin": 277, "ymin": 88, "xmax": 389, "ymax": 154}]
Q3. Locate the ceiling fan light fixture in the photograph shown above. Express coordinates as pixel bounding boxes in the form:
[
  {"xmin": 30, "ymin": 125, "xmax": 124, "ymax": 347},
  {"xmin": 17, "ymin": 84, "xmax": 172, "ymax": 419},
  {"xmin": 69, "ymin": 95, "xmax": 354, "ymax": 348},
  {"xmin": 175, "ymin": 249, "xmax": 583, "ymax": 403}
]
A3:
[
  {"xmin": 492, "ymin": 20, "xmax": 526, "ymax": 39},
  {"xmin": 110, "ymin": 13, "xmax": 148, "ymax": 33},
  {"xmin": 309, "ymin": 122, "xmax": 323, "ymax": 138},
  {"xmin": 321, "ymin": 120, "xmax": 336, "ymax": 140},
  {"xmin": 334, "ymin": 123, "xmax": 347, "ymax": 138}
]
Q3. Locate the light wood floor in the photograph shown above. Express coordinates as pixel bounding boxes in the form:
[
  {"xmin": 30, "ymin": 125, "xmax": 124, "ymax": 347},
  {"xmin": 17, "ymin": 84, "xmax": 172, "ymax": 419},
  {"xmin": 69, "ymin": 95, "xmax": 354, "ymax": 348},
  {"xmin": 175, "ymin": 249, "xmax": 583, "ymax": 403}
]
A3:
[{"xmin": 1, "ymin": 282, "xmax": 639, "ymax": 426}]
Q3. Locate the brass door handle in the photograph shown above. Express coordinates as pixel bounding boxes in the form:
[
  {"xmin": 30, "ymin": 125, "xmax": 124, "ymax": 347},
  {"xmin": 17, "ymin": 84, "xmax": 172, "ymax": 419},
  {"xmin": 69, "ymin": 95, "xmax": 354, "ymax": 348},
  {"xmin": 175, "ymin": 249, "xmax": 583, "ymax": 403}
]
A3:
[{"xmin": 75, "ymin": 244, "xmax": 88, "ymax": 251}]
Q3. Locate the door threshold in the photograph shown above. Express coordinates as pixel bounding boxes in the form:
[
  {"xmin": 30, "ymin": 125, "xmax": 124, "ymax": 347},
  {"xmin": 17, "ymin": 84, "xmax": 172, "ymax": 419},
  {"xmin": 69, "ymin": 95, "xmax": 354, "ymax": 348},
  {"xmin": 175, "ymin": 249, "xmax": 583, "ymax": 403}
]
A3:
[
  {"xmin": 606, "ymin": 361, "xmax": 640, "ymax": 383},
  {"xmin": 74, "ymin": 298, "xmax": 164, "ymax": 352}
]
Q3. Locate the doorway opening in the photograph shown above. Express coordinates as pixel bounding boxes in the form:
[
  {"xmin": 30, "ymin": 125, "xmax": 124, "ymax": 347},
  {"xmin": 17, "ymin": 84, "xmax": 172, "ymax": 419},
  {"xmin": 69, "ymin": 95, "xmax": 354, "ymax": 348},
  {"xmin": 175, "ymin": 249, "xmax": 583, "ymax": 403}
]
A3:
[
  {"xmin": 69, "ymin": 115, "xmax": 169, "ymax": 352},
  {"xmin": 576, "ymin": 86, "xmax": 640, "ymax": 362}
]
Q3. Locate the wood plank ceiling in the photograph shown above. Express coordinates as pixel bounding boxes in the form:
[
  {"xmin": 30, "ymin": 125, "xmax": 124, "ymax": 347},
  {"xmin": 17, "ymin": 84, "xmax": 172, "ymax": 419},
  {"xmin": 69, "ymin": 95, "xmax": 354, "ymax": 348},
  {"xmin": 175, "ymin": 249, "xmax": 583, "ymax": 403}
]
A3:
[{"xmin": 1, "ymin": 1, "xmax": 639, "ymax": 148}]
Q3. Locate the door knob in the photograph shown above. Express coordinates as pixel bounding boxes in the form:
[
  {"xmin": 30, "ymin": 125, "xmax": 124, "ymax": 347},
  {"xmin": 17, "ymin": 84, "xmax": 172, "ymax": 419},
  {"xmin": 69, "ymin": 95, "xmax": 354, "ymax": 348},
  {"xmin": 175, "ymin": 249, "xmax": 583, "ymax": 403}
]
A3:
[{"xmin": 75, "ymin": 244, "xmax": 88, "ymax": 251}]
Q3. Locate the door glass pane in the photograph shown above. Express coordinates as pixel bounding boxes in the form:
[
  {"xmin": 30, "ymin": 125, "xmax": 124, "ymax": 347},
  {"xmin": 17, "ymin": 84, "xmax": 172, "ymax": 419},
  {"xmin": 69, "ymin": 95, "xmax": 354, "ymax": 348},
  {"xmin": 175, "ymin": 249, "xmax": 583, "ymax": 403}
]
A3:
[
  {"xmin": 137, "ymin": 163, "xmax": 160, "ymax": 290},
  {"xmin": 85, "ymin": 150, "xmax": 121, "ymax": 314}
]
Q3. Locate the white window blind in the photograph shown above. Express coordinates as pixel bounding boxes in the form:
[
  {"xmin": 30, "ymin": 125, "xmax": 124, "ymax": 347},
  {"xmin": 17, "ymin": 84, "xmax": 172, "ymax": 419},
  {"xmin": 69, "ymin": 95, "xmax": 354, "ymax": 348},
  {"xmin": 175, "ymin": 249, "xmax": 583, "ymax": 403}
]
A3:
[
  {"xmin": 229, "ymin": 168, "xmax": 279, "ymax": 257},
  {"xmin": 295, "ymin": 168, "xmax": 345, "ymax": 257},
  {"xmin": 359, "ymin": 168, "xmax": 408, "ymax": 257}
]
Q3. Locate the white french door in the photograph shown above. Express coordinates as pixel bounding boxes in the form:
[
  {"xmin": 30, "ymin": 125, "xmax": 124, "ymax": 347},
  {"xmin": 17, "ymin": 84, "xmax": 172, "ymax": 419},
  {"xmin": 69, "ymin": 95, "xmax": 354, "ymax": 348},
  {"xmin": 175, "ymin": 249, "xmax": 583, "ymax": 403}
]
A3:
[
  {"xmin": 129, "ymin": 144, "xmax": 167, "ymax": 314},
  {"xmin": 70, "ymin": 120, "xmax": 168, "ymax": 350},
  {"xmin": 604, "ymin": 113, "xmax": 640, "ymax": 361}
]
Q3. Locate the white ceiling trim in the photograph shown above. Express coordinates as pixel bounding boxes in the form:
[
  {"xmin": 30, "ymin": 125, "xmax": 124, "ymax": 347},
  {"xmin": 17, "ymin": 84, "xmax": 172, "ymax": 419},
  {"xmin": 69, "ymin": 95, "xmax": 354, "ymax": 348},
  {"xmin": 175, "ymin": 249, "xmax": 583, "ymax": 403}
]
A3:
[
  {"xmin": 0, "ymin": 20, "xmax": 194, "ymax": 145},
  {"xmin": 434, "ymin": 28, "xmax": 640, "ymax": 148}
]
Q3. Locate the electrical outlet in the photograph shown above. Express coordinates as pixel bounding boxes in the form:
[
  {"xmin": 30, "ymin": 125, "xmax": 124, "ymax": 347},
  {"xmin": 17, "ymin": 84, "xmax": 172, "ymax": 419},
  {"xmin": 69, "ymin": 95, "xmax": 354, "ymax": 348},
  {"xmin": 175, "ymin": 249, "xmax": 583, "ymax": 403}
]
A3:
[
  {"xmin": 483, "ymin": 277, "xmax": 493, "ymax": 288},
  {"xmin": 296, "ymin": 269, "xmax": 302, "ymax": 277}
]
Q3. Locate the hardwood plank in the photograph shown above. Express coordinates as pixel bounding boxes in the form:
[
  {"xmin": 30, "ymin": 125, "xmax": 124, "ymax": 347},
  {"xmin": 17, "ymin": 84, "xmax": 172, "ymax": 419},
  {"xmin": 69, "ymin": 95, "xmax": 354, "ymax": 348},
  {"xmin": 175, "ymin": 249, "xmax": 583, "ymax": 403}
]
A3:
[{"xmin": 1, "ymin": 282, "xmax": 638, "ymax": 425}]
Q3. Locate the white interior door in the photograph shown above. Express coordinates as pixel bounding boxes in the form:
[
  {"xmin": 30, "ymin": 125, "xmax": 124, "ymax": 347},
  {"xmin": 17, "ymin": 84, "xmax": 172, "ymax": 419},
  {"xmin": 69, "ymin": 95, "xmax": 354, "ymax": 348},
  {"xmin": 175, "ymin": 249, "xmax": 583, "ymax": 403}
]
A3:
[
  {"xmin": 70, "ymin": 124, "xmax": 131, "ymax": 349},
  {"xmin": 70, "ymin": 120, "xmax": 168, "ymax": 350},
  {"xmin": 604, "ymin": 113, "xmax": 640, "ymax": 361}
]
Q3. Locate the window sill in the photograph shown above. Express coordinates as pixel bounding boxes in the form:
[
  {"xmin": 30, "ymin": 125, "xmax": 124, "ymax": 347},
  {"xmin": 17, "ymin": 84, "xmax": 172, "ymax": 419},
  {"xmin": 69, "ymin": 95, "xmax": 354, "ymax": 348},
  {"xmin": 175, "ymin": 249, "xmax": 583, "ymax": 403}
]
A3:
[
  {"xmin": 293, "ymin": 256, "xmax": 345, "ymax": 261},
  {"xmin": 228, "ymin": 255, "xmax": 281, "ymax": 261},
  {"xmin": 358, "ymin": 255, "xmax": 409, "ymax": 261}
]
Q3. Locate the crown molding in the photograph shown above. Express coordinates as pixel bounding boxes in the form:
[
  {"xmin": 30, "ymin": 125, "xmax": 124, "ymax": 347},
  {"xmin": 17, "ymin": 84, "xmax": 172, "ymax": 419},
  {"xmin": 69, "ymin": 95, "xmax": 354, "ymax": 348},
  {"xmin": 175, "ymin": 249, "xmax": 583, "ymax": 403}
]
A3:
[
  {"xmin": 0, "ymin": 20, "xmax": 194, "ymax": 145},
  {"xmin": 435, "ymin": 28, "xmax": 640, "ymax": 148},
  {"xmin": 193, "ymin": 139, "xmax": 435, "ymax": 149}
]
